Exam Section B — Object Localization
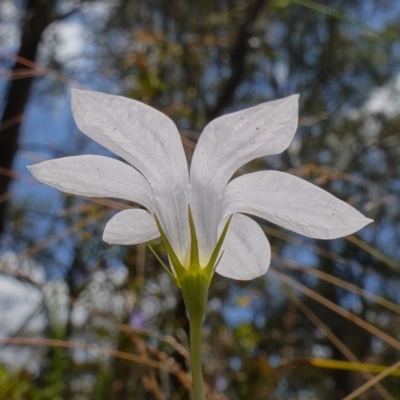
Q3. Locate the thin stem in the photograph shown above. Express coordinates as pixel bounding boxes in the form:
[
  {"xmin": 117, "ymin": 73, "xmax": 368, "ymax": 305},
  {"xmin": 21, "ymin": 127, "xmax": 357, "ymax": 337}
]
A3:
[
  {"xmin": 189, "ymin": 314, "xmax": 206, "ymax": 400},
  {"xmin": 180, "ymin": 275, "xmax": 209, "ymax": 400}
]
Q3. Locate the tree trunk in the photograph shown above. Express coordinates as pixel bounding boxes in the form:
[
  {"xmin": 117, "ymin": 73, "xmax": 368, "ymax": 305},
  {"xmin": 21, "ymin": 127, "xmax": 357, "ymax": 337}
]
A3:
[
  {"xmin": 206, "ymin": 0, "xmax": 266, "ymax": 121},
  {"xmin": 0, "ymin": 0, "xmax": 55, "ymax": 235}
]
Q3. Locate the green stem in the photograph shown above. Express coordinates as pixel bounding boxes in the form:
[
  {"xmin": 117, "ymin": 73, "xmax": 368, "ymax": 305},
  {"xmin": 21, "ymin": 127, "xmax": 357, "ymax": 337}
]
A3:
[
  {"xmin": 189, "ymin": 314, "xmax": 206, "ymax": 400},
  {"xmin": 180, "ymin": 274, "xmax": 208, "ymax": 400}
]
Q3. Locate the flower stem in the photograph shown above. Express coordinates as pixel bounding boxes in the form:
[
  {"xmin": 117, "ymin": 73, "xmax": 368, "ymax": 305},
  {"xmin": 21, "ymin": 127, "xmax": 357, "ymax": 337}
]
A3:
[
  {"xmin": 180, "ymin": 274, "xmax": 208, "ymax": 400},
  {"xmin": 189, "ymin": 314, "xmax": 206, "ymax": 400}
]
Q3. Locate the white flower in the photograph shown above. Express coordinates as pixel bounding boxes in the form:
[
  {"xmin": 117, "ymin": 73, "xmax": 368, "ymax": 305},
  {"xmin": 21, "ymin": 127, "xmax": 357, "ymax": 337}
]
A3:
[{"xmin": 28, "ymin": 90, "xmax": 372, "ymax": 282}]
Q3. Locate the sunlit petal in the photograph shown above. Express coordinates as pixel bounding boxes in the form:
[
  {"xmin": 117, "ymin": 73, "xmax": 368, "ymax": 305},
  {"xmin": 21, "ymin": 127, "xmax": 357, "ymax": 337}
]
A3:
[
  {"xmin": 222, "ymin": 171, "xmax": 373, "ymax": 239},
  {"xmin": 216, "ymin": 214, "xmax": 271, "ymax": 280},
  {"xmin": 190, "ymin": 95, "xmax": 298, "ymax": 261},
  {"xmin": 71, "ymin": 90, "xmax": 190, "ymax": 261},
  {"xmin": 28, "ymin": 155, "xmax": 157, "ymax": 211},
  {"xmin": 103, "ymin": 209, "xmax": 159, "ymax": 245}
]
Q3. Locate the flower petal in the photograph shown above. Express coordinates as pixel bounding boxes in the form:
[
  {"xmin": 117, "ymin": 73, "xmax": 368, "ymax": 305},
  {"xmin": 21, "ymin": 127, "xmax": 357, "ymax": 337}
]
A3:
[
  {"xmin": 71, "ymin": 90, "xmax": 190, "ymax": 261},
  {"xmin": 190, "ymin": 95, "xmax": 298, "ymax": 261},
  {"xmin": 28, "ymin": 155, "xmax": 157, "ymax": 212},
  {"xmin": 103, "ymin": 209, "xmax": 159, "ymax": 245},
  {"xmin": 216, "ymin": 213, "xmax": 271, "ymax": 280},
  {"xmin": 222, "ymin": 171, "xmax": 373, "ymax": 239}
]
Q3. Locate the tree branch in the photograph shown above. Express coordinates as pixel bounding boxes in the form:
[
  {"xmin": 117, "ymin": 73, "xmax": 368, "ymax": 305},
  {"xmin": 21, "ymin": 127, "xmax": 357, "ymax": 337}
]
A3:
[{"xmin": 206, "ymin": 0, "xmax": 266, "ymax": 121}]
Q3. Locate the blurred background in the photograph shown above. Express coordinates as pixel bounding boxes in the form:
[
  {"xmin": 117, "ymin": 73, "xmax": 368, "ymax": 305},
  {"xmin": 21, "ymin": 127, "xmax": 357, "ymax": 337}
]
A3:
[{"xmin": 1, "ymin": 0, "xmax": 400, "ymax": 399}]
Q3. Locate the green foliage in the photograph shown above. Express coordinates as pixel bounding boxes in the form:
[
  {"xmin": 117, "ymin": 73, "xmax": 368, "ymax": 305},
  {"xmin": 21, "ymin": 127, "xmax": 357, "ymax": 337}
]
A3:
[{"xmin": 0, "ymin": 366, "xmax": 35, "ymax": 400}]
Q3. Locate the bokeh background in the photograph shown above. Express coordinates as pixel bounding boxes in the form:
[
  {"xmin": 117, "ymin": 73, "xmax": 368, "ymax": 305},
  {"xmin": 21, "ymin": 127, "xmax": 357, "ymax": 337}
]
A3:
[{"xmin": 1, "ymin": 0, "xmax": 400, "ymax": 399}]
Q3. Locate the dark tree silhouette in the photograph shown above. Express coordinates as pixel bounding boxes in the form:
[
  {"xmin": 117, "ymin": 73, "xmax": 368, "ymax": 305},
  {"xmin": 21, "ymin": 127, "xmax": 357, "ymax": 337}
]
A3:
[{"xmin": 0, "ymin": 0, "xmax": 57, "ymax": 235}]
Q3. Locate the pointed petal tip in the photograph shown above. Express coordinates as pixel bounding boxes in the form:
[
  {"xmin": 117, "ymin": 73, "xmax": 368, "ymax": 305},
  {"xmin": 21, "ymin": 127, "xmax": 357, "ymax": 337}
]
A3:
[
  {"xmin": 285, "ymin": 93, "xmax": 299, "ymax": 110},
  {"xmin": 71, "ymin": 88, "xmax": 87, "ymax": 96},
  {"xmin": 70, "ymin": 88, "xmax": 82, "ymax": 100},
  {"xmin": 356, "ymin": 215, "xmax": 374, "ymax": 228},
  {"xmin": 71, "ymin": 88, "xmax": 91, "ymax": 107},
  {"xmin": 26, "ymin": 163, "xmax": 41, "ymax": 179},
  {"xmin": 222, "ymin": 171, "xmax": 374, "ymax": 241},
  {"xmin": 358, "ymin": 216, "xmax": 374, "ymax": 230},
  {"xmin": 277, "ymin": 93, "xmax": 299, "ymax": 106},
  {"xmin": 324, "ymin": 215, "xmax": 373, "ymax": 240},
  {"xmin": 71, "ymin": 89, "xmax": 102, "ymax": 112},
  {"xmin": 26, "ymin": 165, "xmax": 38, "ymax": 181}
]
